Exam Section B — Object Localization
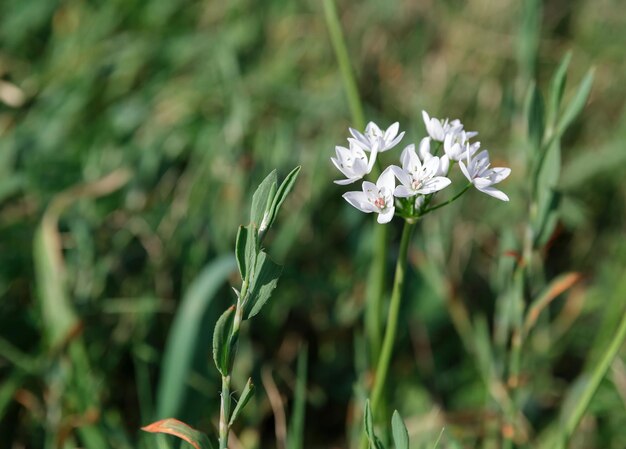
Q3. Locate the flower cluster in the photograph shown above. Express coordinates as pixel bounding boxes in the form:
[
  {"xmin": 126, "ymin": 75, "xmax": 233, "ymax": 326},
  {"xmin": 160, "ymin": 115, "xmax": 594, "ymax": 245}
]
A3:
[{"xmin": 332, "ymin": 112, "xmax": 511, "ymax": 223}]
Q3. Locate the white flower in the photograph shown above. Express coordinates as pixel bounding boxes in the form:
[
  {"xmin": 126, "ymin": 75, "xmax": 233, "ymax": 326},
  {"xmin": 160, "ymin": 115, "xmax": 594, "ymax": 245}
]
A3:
[
  {"xmin": 349, "ymin": 121, "xmax": 405, "ymax": 153},
  {"xmin": 331, "ymin": 140, "xmax": 377, "ymax": 185},
  {"xmin": 422, "ymin": 111, "xmax": 463, "ymax": 142},
  {"xmin": 391, "ymin": 144, "xmax": 451, "ymax": 198},
  {"xmin": 417, "ymin": 137, "xmax": 449, "ymax": 175},
  {"xmin": 422, "ymin": 110, "xmax": 478, "ymax": 143},
  {"xmin": 459, "ymin": 149, "xmax": 511, "ymax": 202},
  {"xmin": 342, "ymin": 168, "xmax": 396, "ymax": 224},
  {"xmin": 443, "ymin": 132, "xmax": 480, "ymax": 162}
]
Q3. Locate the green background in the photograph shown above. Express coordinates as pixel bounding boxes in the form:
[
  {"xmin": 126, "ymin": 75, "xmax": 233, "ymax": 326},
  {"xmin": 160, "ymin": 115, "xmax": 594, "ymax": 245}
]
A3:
[{"xmin": 1, "ymin": 0, "xmax": 625, "ymax": 447}]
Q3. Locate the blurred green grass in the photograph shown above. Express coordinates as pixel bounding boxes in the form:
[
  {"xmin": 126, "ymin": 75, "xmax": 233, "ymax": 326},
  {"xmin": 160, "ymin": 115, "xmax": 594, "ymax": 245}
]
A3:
[{"xmin": 0, "ymin": 0, "xmax": 625, "ymax": 448}]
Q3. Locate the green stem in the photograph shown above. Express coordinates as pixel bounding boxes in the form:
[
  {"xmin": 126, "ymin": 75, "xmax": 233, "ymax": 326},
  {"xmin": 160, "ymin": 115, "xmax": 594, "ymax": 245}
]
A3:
[
  {"xmin": 219, "ymin": 375, "xmax": 231, "ymax": 449},
  {"xmin": 421, "ymin": 184, "xmax": 472, "ymax": 215},
  {"xmin": 361, "ymin": 221, "xmax": 415, "ymax": 449},
  {"xmin": 562, "ymin": 311, "xmax": 626, "ymax": 444},
  {"xmin": 365, "ymin": 224, "xmax": 388, "ymax": 363},
  {"xmin": 219, "ymin": 279, "xmax": 247, "ymax": 449},
  {"xmin": 322, "ymin": 0, "xmax": 365, "ymax": 130}
]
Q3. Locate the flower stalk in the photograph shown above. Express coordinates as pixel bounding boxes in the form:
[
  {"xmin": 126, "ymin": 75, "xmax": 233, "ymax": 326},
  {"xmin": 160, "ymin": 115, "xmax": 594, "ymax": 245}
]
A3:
[{"xmin": 359, "ymin": 220, "xmax": 415, "ymax": 449}]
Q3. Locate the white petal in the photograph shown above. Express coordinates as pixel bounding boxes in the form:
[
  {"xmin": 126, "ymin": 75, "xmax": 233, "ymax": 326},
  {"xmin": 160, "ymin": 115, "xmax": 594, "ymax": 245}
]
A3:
[
  {"xmin": 377, "ymin": 207, "xmax": 395, "ymax": 224},
  {"xmin": 384, "ymin": 122, "xmax": 399, "ymax": 141},
  {"xmin": 331, "ymin": 157, "xmax": 352, "ymax": 179},
  {"xmin": 377, "ymin": 167, "xmax": 396, "ymax": 191},
  {"xmin": 422, "ymin": 110, "xmax": 431, "ymax": 128},
  {"xmin": 362, "ymin": 181, "xmax": 378, "ymax": 198},
  {"xmin": 490, "ymin": 167, "xmax": 511, "ymax": 183},
  {"xmin": 400, "ymin": 144, "xmax": 417, "ymax": 170},
  {"xmin": 431, "ymin": 119, "xmax": 445, "ymax": 141},
  {"xmin": 334, "ymin": 177, "xmax": 361, "ymax": 185},
  {"xmin": 418, "ymin": 176, "xmax": 452, "ymax": 194},
  {"xmin": 459, "ymin": 160, "xmax": 472, "ymax": 182},
  {"xmin": 366, "ymin": 121, "xmax": 382, "ymax": 137},
  {"xmin": 422, "ymin": 156, "xmax": 440, "ymax": 178},
  {"xmin": 439, "ymin": 155, "xmax": 450, "ymax": 176},
  {"xmin": 394, "ymin": 185, "xmax": 415, "ymax": 198},
  {"xmin": 348, "ymin": 137, "xmax": 370, "ymax": 152},
  {"xmin": 418, "ymin": 137, "xmax": 431, "ymax": 160},
  {"xmin": 366, "ymin": 146, "xmax": 379, "ymax": 172},
  {"xmin": 476, "ymin": 185, "xmax": 510, "ymax": 202},
  {"xmin": 473, "ymin": 177, "xmax": 493, "ymax": 189},
  {"xmin": 343, "ymin": 191, "xmax": 376, "ymax": 212},
  {"xmin": 384, "ymin": 131, "xmax": 405, "ymax": 151},
  {"xmin": 390, "ymin": 165, "xmax": 413, "ymax": 187}
]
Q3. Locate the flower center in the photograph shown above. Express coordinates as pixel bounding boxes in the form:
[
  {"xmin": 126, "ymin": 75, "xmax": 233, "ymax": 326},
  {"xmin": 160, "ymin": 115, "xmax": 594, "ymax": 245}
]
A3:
[
  {"xmin": 374, "ymin": 196, "xmax": 386, "ymax": 209},
  {"xmin": 411, "ymin": 178, "xmax": 423, "ymax": 191}
]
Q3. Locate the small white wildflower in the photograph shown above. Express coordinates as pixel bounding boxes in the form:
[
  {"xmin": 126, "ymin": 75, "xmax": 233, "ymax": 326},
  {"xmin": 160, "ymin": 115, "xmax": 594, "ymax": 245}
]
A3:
[
  {"xmin": 422, "ymin": 111, "xmax": 463, "ymax": 142},
  {"xmin": 418, "ymin": 137, "xmax": 449, "ymax": 176},
  {"xmin": 443, "ymin": 132, "xmax": 481, "ymax": 162},
  {"xmin": 459, "ymin": 149, "xmax": 511, "ymax": 202},
  {"xmin": 331, "ymin": 140, "xmax": 377, "ymax": 185},
  {"xmin": 349, "ymin": 121, "xmax": 404, "ymax": 153},
  {"xmin": 343, "ymin": 168, "xmax": 396, "ymax": 224},
  {"xmin": 391, "ymin": 144, "xmax": 451, "ymax": 198},
  {"xmin": 422, "ymin": 110, "xmax": 478, "ymax": 143}
]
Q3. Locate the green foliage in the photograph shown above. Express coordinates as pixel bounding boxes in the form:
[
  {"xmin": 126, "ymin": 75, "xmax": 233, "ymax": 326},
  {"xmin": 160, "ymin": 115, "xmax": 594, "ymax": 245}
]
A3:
[
  {"xmin": 157, "ymin": 255, "xmax": 236, "ymax": 418},
  {"xmin": 390, "ymin": 411, "xmax": 409, "ymax": 449},
  {"xmin": 1, "ymin": 0, "xmax": 625, "ymax": 448},
  {"xmin": 212, "ymin": 306, "xmax": 235, "ymax": 377},
  {"xmin": 228, "ymin": 378, "xmax": 255, "ymax": 426}
]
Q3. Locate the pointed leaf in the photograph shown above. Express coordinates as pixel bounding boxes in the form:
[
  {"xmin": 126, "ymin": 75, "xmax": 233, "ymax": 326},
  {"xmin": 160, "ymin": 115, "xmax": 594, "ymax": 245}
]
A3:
[
  {"xmin": 287, "ymin": 345, "xmax": 308, "ymax": 449},
  {"xmin": 556, "ymin": 68, "xmax": 594, "ymax": 137},
  {"xmin": 142, "ymin": 418, "xmax": 215, "ymax": 449},
  {"xmin": 364, "ymin": 400, "xmax": 384, "ymax": 449},
  {"xmin": 533, "ymin": 139, "xmax": 561, "ymax": 246},
  {"xmin": 229, "ymin": 378, "xmax": 255, "ymax": 426},
  {"xmin": 235, "ymin": 226, "xmax": 248, "ymax": 278},
  {"xmin": 213, "ymin": 306, "xmax": 235, "ymax": 376},
  {"xmin": 391, "ymin": 411, "xmax": 409, "ymax": 449},
  {"xmin": 526, "ymin": 82, "xmax": 545, "ymax": 151},
  {"xmin": 547, "ymin": 51, "xmax": 572, "ymax": 127},
  {"xmin": 251, "ymin": 170, "xmax": 277, "ymax": 228},
  {"xmin": 156, "ymin": 256, "xmax": 236, "ymax": 418},
  {"xmin": 267, "ymin": 166, "xmax": 301, "ymax": 231},
  {"xmin": 244, "ymin": 251, "xmax": 282, "ymax": 319}
]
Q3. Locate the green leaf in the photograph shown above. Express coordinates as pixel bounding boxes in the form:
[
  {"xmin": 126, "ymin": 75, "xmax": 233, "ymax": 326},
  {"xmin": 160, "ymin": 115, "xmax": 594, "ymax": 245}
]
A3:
[
  {"xmin": 229, "ymin": 378, "xmax": 255, "ymax": 426},
  {"xmin": 266, "ymin": 166, "xmax": 301, "ymax": 231},
  {"xmin": 251, "ymin": 170, "xmax": 277, "ymax": 228},
  {"xmin": 533, "ymin": 139, "xmax": 561, "ymax": 247},
  {"xmin": 213, "ymin": 306, "xmax": 235, "ymax": 376},
  {"xmin": 534, "ymin": 190, "xmax": 561, "ymax": 248},
  {"xmin": 156, "ymin": 256, "xmax": 236, "ymax": 418},
  {"xmin": 391, "ymin": 411, "xmax": 409, "ymax": 449},
  {"xmin": 287, "ymin": 345, "xmax": 308, "ymax": 449},
  {"xmin": 556, "ymin": 68, "xmax": 594, "ymax": 137},
  {"xmin": 547, "ymin": 51, "xmax": 572, "ymax": 127},
  {"xmin": 244, "ymin": 251, "xmax": 282, "ymax": 319},
  {"xmin": 235, "ymin": 226, "xmax": 248, "ymax": 278},
  {"xmin": 142, "ymin": 418, "xmax": 215, "ymax": 449},
  {"xmin": 526, "ymin": 82, "xmax": 545, "ymax": 151},
  {"xmin": 364, "ymin": 400, "xmax": 384, "ymax": 449}
]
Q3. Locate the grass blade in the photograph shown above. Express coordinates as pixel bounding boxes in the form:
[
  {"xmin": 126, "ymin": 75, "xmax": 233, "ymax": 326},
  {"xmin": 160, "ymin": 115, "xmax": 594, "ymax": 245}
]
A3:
[{"xmin": 156, "ymin": 255, "xmax": 236, "ymax": 418}]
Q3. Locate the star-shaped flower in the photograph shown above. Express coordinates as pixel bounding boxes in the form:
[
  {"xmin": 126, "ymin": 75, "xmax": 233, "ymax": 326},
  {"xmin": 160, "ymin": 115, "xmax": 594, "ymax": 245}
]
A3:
[
  {"xmin": 343, "ymin": 168, "xmax": 396, "ymax": 224},
  {"xmin": 459, "ymin": 149, "xmax": 511, "ymax": 201},
  {"xmin": 349, "ymin": 122, "xmax": 404, "ymax": 153},
  {"xmin": 391, "ymin": 144, "xmax": 451, "ymax": 198},
  {"xmin": 331, "ymin": 140, "xmax": 377, "ymax": 185}
]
